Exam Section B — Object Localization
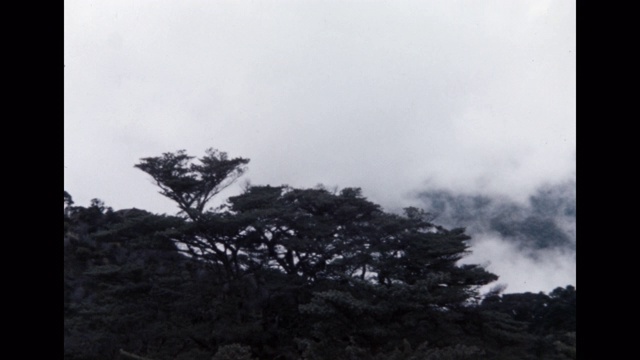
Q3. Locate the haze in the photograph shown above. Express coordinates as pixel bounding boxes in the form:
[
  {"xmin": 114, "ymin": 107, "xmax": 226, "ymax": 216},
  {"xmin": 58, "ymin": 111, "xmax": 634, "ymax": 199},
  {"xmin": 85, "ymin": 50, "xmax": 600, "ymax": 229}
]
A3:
[{"xmin": 64, "ymin": 0, "xmax": 575, "ymax": 294}]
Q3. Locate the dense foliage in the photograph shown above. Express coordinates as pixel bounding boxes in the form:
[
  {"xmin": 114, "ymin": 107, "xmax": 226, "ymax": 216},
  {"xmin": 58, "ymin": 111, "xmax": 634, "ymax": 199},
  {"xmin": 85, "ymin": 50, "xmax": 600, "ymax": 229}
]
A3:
[{"xmin": 64, "ymin": 149, "xmax": 575, "ymax": 359}]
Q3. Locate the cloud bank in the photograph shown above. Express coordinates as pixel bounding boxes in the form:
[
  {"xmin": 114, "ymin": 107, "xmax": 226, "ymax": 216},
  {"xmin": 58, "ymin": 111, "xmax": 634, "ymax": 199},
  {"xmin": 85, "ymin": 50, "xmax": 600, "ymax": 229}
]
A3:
[{"xmin": 64, "ymin": 0, "xmax": 575, "ymax": 293}]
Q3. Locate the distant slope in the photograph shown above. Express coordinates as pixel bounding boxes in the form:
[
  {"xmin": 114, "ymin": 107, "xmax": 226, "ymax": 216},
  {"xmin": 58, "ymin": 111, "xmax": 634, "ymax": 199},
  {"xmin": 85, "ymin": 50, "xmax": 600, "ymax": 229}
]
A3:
[{"xmin": 417, "ymin": 180, "xmax": 576, "ymax": 253}]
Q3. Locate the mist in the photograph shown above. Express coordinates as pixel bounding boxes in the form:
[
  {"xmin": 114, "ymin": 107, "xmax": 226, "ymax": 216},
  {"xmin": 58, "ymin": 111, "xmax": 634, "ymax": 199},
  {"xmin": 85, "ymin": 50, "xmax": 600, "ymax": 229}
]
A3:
[
  {"xmin": 415, "ymin": 179, "xmax": 576, "ymax": 294},
  {"xmin": 64, "ymin": 0, "xmax": 575, "ymax": 294}
]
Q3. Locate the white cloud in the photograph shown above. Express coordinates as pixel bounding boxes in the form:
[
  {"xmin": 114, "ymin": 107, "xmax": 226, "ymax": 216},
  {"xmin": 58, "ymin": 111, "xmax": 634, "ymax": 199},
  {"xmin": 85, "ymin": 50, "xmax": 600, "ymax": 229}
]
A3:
[
  {"xmin": 65, "ymin": 1, "xmax": 575, "ymax": 291},
  {"xmin": 462, "ymin": 235, "xmax": 576, "ymax": 294}
]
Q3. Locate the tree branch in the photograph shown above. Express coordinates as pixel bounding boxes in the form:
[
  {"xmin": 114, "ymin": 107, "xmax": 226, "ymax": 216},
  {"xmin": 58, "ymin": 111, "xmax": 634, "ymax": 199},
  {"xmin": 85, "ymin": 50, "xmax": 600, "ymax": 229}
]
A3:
[{"xmin": 119, "ymin": 349, "xmax": 156, "ymax": 360}]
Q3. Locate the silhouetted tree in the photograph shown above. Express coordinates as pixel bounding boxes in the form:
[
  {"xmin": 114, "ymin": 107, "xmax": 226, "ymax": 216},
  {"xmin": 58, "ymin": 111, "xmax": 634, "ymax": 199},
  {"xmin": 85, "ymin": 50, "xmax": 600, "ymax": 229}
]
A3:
[
  {"xmin": 135, "ymin": 148, "xmax": 249, "ymax": 221},
  {"xmin": 64, "ymin": 148, "xmax": 575, "ymax": 359}
]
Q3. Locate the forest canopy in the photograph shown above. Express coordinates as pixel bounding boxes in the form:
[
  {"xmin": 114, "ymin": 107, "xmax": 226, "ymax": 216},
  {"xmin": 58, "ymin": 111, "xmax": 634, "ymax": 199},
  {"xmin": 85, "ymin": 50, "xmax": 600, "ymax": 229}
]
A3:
[{"xmin": 64, "ymin": 148, "xmax": 575, "ymax": 360}]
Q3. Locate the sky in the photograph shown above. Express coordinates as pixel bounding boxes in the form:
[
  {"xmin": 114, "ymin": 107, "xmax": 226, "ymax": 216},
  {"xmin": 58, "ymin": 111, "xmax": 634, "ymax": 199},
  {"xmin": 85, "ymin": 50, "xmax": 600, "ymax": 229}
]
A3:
[{"xmin": 64, "ymin": 0, "xmax": 576, "ymax": 294}]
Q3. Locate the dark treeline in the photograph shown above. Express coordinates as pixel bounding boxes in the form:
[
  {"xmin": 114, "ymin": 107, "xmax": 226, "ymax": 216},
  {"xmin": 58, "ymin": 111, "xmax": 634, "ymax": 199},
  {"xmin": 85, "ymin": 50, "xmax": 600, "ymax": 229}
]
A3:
[{"xmin": 64, "ymin": 149, "xmax": 575, "ymax": 360}]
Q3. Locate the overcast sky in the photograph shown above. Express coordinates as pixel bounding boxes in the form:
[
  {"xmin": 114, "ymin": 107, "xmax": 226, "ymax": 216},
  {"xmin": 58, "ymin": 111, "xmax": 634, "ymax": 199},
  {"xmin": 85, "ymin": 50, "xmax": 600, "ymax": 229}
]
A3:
[{"xmin": 64, "ymin": 0, "xmax": 575, "ymax": 293}]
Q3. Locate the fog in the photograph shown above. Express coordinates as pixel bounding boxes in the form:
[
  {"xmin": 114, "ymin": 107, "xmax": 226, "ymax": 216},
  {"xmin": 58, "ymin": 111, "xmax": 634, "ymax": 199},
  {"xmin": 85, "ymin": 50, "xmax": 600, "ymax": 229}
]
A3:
[
  {"xmin": 64, "ymin": 0, "xmax": 575, "ymax": 294},
  {"xmin": 416, "ymin": 179, "xmax": 575, "ymax": 293}
]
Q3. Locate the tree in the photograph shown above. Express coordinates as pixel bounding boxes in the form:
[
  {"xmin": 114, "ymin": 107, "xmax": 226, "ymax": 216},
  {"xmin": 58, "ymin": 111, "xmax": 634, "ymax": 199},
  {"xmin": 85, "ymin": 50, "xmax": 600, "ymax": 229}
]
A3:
[
  {"xmin": 64, "ymin": 202, "xmax": 209, "ymax": 359},
  {"xmin": 69, "ymin": 147, "xmax": 575, "ymax": 359},
  {"xmin": 64, "ymin": 190, "xmax": 74, "ymax": 206},
  {"xmin": 135, "ymin": 148, "xmax": 249, "ymax": 221},
  {"xmin": 225, "ymin": 185, "xmax": 384, "ymax": 281},
  {"xmin": 133, "ymin": 149, "xmax": 252, "ymax": 282},
  {"xmin": 476, "ymin": 286, "xmax": 576, "ymax": 359},
  {"xmin": 224, "ymin": 185, "xmax": 498, "ymax": 357},
  {"xmin": 65, "ymin": 148, "xmax": 579, "ymax": 359}
]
